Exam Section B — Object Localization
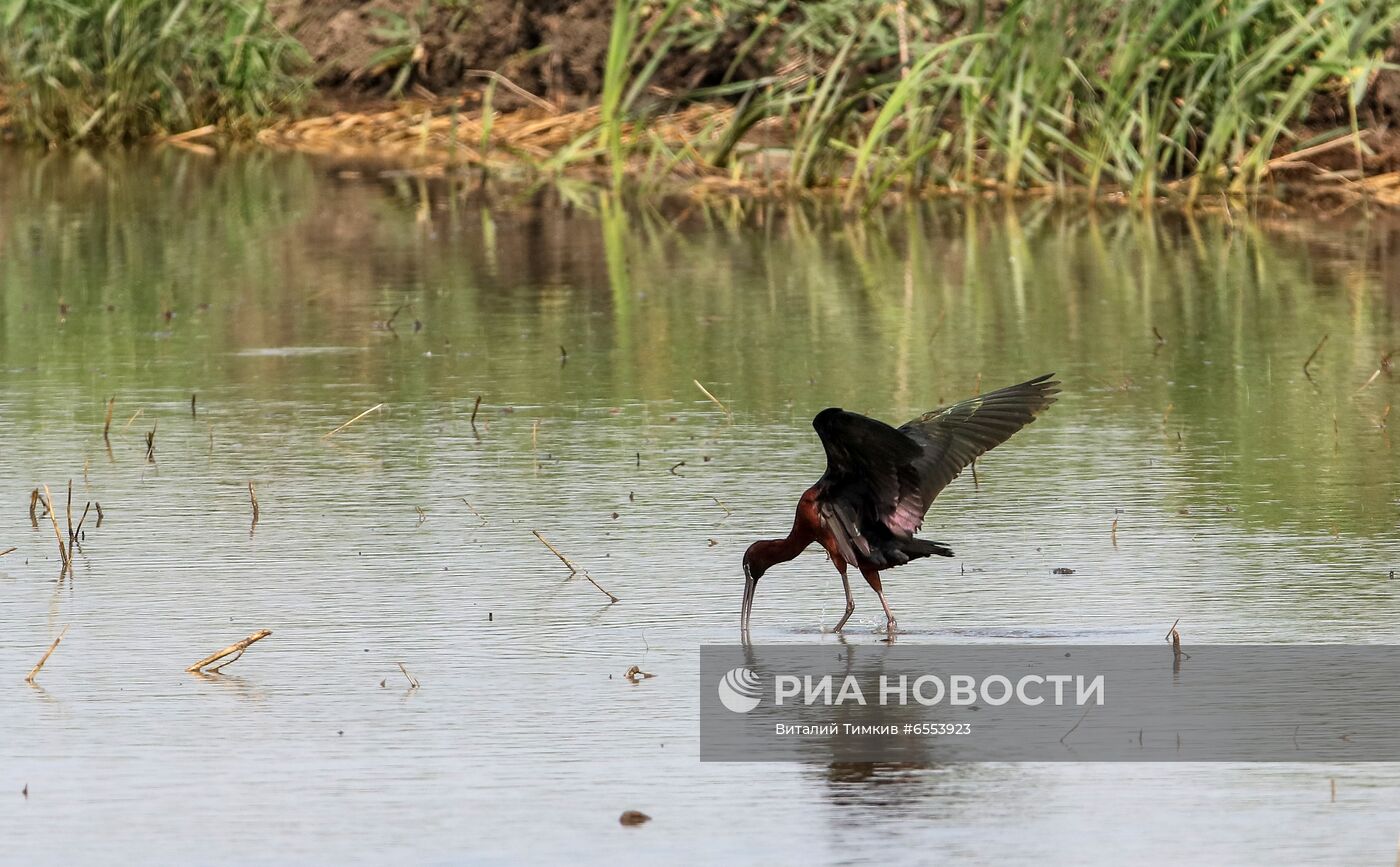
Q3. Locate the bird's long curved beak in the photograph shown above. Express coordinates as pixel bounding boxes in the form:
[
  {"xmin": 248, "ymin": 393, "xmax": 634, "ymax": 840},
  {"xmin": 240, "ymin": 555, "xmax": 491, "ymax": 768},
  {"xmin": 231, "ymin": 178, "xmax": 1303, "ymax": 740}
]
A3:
[{"xmin": 741, "ymin": 563, "xmax": 756, "ymax": 634}]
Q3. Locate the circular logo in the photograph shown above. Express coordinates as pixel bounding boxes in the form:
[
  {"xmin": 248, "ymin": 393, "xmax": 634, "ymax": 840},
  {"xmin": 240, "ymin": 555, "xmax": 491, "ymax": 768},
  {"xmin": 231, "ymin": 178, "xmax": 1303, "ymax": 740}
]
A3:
[{"xmin": 717, "ymin": 667, "xmax": 762, "ymax": 713}]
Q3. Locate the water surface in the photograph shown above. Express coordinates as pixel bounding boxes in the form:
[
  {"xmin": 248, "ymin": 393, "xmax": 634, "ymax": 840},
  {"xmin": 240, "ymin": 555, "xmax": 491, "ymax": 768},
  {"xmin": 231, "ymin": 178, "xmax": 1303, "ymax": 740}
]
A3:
[{"xmin": 2, "ymin": 150, "xmax": 1400, "ymax": 863}]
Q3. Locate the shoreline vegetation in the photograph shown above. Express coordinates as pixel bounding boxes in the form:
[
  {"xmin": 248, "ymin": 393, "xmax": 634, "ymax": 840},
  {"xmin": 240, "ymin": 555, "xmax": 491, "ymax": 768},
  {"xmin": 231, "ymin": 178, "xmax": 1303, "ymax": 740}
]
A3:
[{"xmin": 6, "ymin": 0, "xmax": 1400, "ymax": 209}]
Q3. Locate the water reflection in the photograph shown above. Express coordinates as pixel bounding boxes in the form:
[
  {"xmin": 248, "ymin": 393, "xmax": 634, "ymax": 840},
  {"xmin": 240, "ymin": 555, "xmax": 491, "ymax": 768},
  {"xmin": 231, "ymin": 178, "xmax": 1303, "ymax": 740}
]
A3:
[{"xmin": 2, "ymin": 148, "xmax": 1400, "ymax": 863}]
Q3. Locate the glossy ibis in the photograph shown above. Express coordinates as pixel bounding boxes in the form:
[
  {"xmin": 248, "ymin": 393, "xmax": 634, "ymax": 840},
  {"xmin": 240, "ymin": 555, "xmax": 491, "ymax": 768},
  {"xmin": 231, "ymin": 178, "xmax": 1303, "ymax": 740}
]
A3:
[{"xmin": 740, "ymin": 374, "xmax": 1060, "ymax": 635}]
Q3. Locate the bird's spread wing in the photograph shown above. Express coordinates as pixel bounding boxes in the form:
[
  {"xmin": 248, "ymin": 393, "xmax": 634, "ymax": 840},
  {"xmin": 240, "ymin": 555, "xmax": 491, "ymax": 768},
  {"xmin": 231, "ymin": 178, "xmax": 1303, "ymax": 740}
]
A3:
[
  {"xmin": 891, "ymin": 373, "xmax": 1060, "ymax": 534},
  {"xmin": 811, "ymin": 374, "xmax": 1060, "ymax": 547}
]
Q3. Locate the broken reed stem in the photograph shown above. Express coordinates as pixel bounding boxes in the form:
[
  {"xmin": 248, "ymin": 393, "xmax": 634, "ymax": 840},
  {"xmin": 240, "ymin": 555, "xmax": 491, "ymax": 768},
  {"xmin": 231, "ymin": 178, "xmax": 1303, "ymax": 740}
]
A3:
[
  {"xmin": 1111, "ymin": 517, "xmax": 1119, "ymax": 548},
  {"xmin": 322, "ymin": 403, "xmax": 385, "ymax": 439},
  {"xmin": 191, "ymin": 394, "xmax": 197, "ymax": 418},
  {"xmin": 41, "ymin": 484, "xmax": 68, "ymax": 568},
  {"xmin": 248, "ymin": 482, "xmax": 260, "ymax": 526},
  {"xmin": 1303, "ymin": 334, "xmax": 1329, "ymax": 378},
  {"xmin": 711, "ymin": 496, "xmax": 732, "ymax": 517},
  {"xmin": 693, "ymin": 379, "xmax": 733, "ymax": 422},
  {"xmin": 25, "ymin": 625, "xmax": 69, "ymax": 684},
  {"xmin": 531, "ymin": 529, "xmax": 619, "ymax": 602},
  {"xmin": 28, "ymin": 489, "xmax": 39, "ymax": 528},
  {"xmin": 470, "ymin": 395, "xmax": 482, "ymax": 428},
  {"xmin": 102, "ymin": 397, "xmax": 115, "ymax": 441},
  {"xmin": 461, "ymin": 498, "xmax": 487, "ymax": 525},
  {"xmin": 122, "ymin": 407, "xmax": 143, "ymax": 432},
  {"xmin": 145, "ymin": 422, "xmax": 157, "ymax": 462},
  {"xmin": 532, "ymin": 529, "xmax": 580, "ymax": 573},
  {"xmin": 0, "ymin": 547, "xmax": 15, "ymax": 557},
  {"xmin": 73, "ymin": 502, "xmax": 91, "ymax": 544},
  {"xmin": 397, "ymin": 662, "xmax": 420, "ymax": 689},
  {"xmin": 65, "ymin": 480, "xmax": 73, "ymax": 548},
  {"xmin": 95, "ymin": 502, "xmax": 104, "ymax": 527},
  {"xmin": 186, "ymin": 629, "xmax": 272, "ymax": 673},
  {"xmin": 582, "ymin": 573, "xmax": 620, "ymax": 603},
  {"xmin": 1165, "ymin": 618, "xmax": 1188, "ymax": 662}
]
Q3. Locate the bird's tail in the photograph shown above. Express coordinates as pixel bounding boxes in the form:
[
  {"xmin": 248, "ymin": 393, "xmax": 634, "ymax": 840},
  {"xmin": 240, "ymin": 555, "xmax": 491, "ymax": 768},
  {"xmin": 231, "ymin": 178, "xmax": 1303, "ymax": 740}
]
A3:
[{"xmin": 903, "ymin": 538, "xmax": 954, "ymax": 560}]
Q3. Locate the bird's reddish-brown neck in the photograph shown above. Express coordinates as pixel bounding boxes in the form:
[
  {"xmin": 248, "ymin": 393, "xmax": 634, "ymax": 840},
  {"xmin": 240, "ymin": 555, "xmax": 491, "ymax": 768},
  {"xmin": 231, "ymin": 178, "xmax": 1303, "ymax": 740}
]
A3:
[{"xmin": 748, "ymin": 486, "xmax": 822, "ymax": 572}]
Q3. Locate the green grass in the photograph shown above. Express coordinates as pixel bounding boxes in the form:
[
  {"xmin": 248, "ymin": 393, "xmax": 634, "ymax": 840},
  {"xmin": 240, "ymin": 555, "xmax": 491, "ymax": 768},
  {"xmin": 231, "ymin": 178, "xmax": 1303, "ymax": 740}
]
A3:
[
  {"xmin": 0, "ymin": 0, "xmax": 308, "ymax": 144},
  {"xmin": 584, "ymin": 0, "xmax": 1400, "ymax": 204}
]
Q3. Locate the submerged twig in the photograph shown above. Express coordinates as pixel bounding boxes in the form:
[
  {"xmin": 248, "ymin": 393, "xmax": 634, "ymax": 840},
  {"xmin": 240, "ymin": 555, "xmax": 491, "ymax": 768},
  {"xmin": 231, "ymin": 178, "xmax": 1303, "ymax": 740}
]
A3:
[
  {"xmin": 25, "ymin": 626, "xmax": 69, "ymax": 684},
  {"xmin": 322, "ymin": 403, "xmax": 385, "ymax": 439},
  {"xmin": 187, "ymin": 629, "xmax": 272, "ymax": 673}
]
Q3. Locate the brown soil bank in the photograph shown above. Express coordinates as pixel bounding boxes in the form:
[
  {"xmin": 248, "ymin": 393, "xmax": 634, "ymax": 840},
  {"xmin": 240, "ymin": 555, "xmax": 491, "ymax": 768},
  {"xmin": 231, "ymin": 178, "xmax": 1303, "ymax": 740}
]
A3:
[{"xmin": 276, "ymin": 0, "xmax": 627, "ymax": 107}]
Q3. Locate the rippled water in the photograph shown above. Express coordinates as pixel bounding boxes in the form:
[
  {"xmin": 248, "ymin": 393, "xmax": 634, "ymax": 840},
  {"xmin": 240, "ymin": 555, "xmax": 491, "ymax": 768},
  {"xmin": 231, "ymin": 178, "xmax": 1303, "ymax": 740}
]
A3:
[{"xmin": 2, "ymin": 150, "xmax": 1400, "ymax": 863}]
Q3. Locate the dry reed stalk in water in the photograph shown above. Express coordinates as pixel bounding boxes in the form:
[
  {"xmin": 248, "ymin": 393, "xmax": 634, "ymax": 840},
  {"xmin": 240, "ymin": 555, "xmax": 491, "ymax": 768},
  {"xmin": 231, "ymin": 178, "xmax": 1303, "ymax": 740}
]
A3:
[
  {"xmin": 530, "ymin": 530, "xmax": 619, "ymax": 602},
  {"xmin": 248, "ymin": 482, "xmax": 260, "ymax": 526},
  {"xmin": 322, "ymin": 403, "xmax": 385, "ymax": 439},
  {"xmin": 470, "ymin": 395, "xmax": 482, "ymax": 430},
  {"xmin": 103, "ymin": 397, "xmax": 115, "ymax": 441},
  {"xmin": 186, "ymin": 629, "xmax": 272, "ymax": 673},
  {"xmin": 0, "ymin": 547, "xmax": 15, "ymax": 557},
  {"xmin": 693, "ymin": 379, "xmax": 733, "ymax": 422},
  {"xmin": 25, "ymin": 626, "xmax": 69, "ymax": 684},
  {"xmin": 122, "ymin": 408, "xmax": 143, "ymax": 432},
  {"xmin": 461, "ymin": 498, "xmax": 487, "ymax": 525},
  {"xmin": 65, "ymin": 480, "xmax": 73, "ymax": 548},
  {"xmin": 41, "ymin": 485, "xmax": 67, "ymax": 569},
  {"xmin": 145, "ymin": 422, "xmax": 157, "ymax": 462},
  {"xmin": 532, "ymin": 529, "xmax": 580, "ymax": 573},
  {"xmin": 582, "ymin": 573, "xmax": 620, "ymax": 604},
  {"xmin": 28, "ymin": 489, "xmax": 39, "ymax": 528},
  {"xmin": 397, "ymin": 662, "xmax": 420, "ymax": 689},
  {"xmin": 1165, "ymin": 618, "xmax": 1188, "ymax": 663}
]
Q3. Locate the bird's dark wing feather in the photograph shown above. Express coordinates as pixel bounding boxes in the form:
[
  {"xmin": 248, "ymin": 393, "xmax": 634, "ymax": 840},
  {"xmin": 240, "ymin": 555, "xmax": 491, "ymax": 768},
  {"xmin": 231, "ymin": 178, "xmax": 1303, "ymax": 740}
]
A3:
[
  {"xmin": 811, "ymin": 407, "xmax": 923, "ymax": 558},
  {"xmin": 890, "ymin": 373, "xmax": 1060, "ymax": 535},
  {"xmin": 811, "ymin": 375, "xmax": 1060, "ymax": 553}
]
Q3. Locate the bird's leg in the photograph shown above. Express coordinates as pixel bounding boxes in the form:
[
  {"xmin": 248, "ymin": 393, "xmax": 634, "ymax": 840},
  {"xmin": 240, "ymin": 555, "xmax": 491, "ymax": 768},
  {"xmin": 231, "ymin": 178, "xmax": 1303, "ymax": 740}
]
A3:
[
  {"xmin": 861, "ymin": 567, "xmax": 897, "ymax": 635},
  {"xmin": 832, "ymin": 563, "xmax": 856, "ymax": 632},
  {"xmin": 876, "ymin": 589, "xmax": 898, "ymax": 635}
]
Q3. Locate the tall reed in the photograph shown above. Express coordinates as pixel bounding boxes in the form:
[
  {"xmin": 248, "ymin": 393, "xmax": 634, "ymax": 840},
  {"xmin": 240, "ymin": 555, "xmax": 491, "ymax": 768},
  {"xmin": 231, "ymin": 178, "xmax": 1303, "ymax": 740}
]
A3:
[{"xmin": 0, "ymin": 0, "xmax": 308, "ymax": 143}]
